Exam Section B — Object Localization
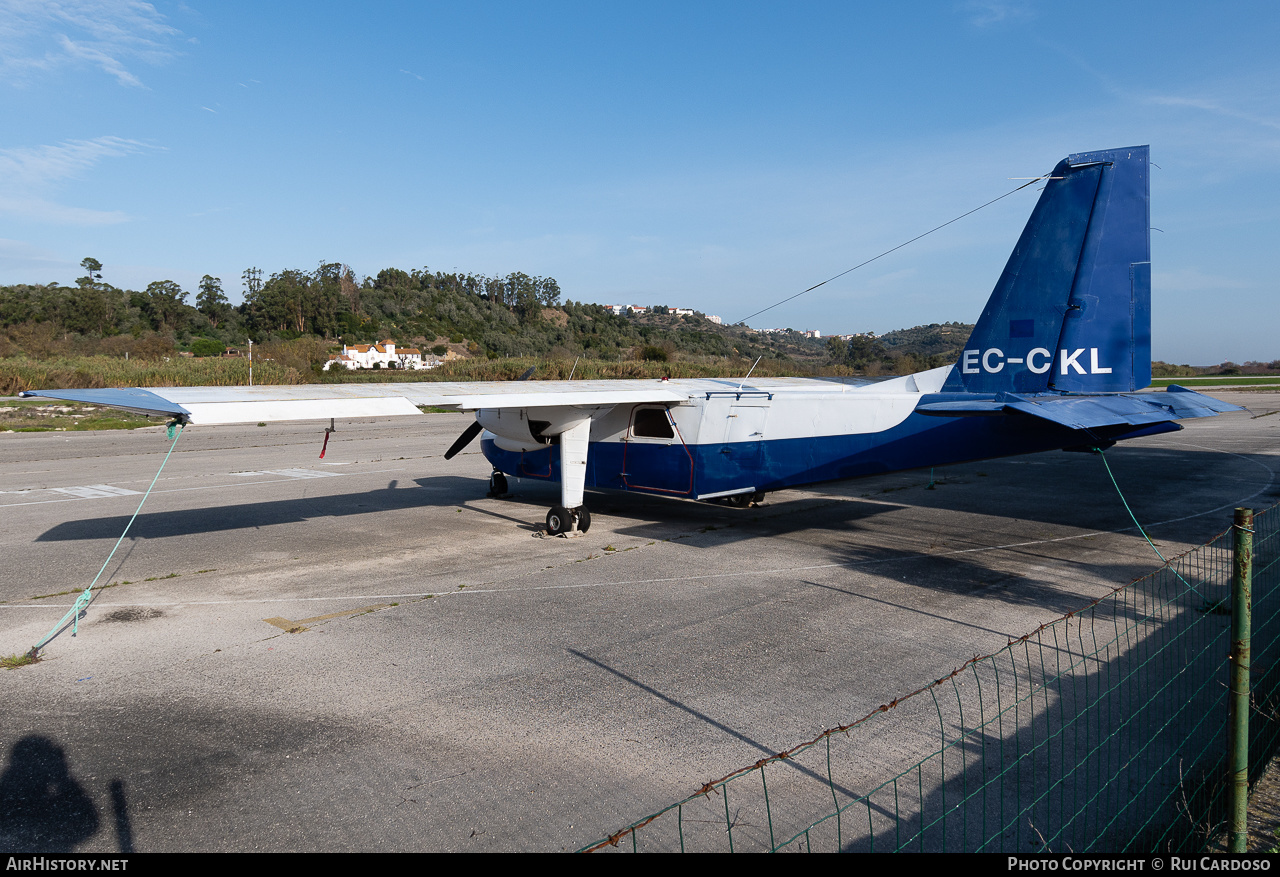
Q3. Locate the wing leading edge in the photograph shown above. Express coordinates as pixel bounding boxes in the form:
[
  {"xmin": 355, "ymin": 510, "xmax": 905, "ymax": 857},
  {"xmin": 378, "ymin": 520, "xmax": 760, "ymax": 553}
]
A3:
[{"xmin": 20, "ymin": 381, "xmax": 689, "ymax": 425}]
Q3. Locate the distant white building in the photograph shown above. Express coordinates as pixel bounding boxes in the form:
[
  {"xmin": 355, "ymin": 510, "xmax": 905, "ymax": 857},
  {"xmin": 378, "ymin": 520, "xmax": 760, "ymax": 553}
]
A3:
[
  {"xmin": 606, "ymin": 304, "xmax": 724, "ymax": 321},
  {"xmin": 324, "ymin": 339, "xmax": 434, "ymax": 371}
]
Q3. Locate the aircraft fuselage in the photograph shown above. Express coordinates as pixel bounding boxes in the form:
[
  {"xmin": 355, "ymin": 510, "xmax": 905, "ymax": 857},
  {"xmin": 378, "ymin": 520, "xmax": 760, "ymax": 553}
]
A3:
[{"xmin": 477, "ymin": 368, "xmax": 1180, "ymax": 504}]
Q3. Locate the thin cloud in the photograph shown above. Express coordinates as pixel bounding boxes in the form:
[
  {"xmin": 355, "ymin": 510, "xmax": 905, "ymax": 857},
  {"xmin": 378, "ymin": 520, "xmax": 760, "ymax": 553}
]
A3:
[
  {"xmin": 958, "ymin": 0, "xmax": 1036, "ymax": 27},
  {"xmin": 1147, "ymin": 93, "xmax": 1280, "ymax": 132},
  {"xmin": 0, "ymin": 136, "xmax": 156, "ymax": 225},
  {"xmin": 0, "ymin": 238, "xmax": 73, "ymax": 271},
  {"xmin": 0, "ymin": 196, "xmax": 129, "ymax": 225},
  {"xmin": 0, "ymin": 0, "xmax": 182, "ymax": 87}
]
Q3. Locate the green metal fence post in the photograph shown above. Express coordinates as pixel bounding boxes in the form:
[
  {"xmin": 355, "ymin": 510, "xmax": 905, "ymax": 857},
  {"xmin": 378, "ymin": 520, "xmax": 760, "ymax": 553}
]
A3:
[{"xmin": 1229, "ymin": 507, "xmax": 1254, "ymax": 853}]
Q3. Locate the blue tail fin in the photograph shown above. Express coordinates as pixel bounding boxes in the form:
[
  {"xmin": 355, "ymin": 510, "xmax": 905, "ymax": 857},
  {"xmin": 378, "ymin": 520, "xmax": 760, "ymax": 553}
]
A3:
[{"xmin": 944, "ymin": 146, "xmax": 1151, "ymax": 394}]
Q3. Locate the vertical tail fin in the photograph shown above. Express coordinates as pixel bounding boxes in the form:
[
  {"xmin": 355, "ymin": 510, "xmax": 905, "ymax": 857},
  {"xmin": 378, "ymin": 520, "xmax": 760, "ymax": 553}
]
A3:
[{"xmin": 945, "ymin": 146, "xmax": 1151, "ymax": 394}]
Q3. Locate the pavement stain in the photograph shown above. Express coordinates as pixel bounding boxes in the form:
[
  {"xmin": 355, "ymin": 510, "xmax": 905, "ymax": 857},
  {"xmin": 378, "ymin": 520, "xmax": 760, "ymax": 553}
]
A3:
[
  {"xmin": 262, "ymin": 603, "xmax": 391, "ymax": 633},
  {"xmin": 102, "ymin": 608, "xmax": 164, "ymax": 624}
]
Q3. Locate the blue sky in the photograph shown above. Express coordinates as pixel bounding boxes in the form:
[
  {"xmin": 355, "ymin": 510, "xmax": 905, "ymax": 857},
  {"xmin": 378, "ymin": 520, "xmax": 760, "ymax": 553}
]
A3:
[{"xmin": 1, "ymin": 1, "xmax": 1276, "ymax": 364}]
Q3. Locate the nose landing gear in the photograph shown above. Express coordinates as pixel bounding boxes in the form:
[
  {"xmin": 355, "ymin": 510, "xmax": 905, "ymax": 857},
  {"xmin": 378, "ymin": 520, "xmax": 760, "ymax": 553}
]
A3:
[{"xmin": 488, "ymin": 469, "xmax": 508, "ymax": 497}]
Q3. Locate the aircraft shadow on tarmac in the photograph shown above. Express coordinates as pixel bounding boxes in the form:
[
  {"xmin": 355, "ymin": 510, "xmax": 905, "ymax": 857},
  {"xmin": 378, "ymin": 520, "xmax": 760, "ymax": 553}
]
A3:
[
  {"xmin": 802, "ymin": 545, "xmax": 1176, "ymax": 623},
  {"xmin": 618, "ymin": 592, "xmax": 1252, "ymax": 853},
  {"xmin": 33, "ymin": 447, "xmax": 1277, "ymax": 557},
  {"xmin": 575, "ymin": 558, "xmax": 1273, "ymax": 853},
  {"xmin": 824, "ymin": 585, "xmax": 1276, "ymax": 854},
  {"xmin": 601, "ymin": 446, "xmax": 1276, "ymax": 540},
  {"xmin": 34, "ymin": 475, "xmax": 486, "ymax": 542}
]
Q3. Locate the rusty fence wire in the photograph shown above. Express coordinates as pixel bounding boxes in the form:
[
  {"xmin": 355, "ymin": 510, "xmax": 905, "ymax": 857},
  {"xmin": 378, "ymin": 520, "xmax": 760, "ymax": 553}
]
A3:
[{"xmin": 581, "ymin": 501, "xmax": 1280, "ymax": 853}]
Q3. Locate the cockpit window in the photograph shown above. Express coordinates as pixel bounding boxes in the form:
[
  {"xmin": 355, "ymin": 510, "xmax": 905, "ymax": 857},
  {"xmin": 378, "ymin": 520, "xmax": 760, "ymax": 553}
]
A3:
[{"xmin": 632, "ymin": 407, "xmax": 675, "ymax": 439}]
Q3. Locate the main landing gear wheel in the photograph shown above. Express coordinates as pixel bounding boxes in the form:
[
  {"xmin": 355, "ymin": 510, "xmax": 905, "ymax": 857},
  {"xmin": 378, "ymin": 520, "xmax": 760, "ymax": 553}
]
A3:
[
  {"xmin": 546, "ymin": 505, "xmax": 590, "ymax": 535},
  {"xmin": 488, "ymin": 470, "xmax": 508, "ymax": 496}
]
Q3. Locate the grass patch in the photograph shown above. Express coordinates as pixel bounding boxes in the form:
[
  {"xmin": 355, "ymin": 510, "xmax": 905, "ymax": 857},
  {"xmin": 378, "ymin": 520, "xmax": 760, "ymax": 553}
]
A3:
[
  {"xmin": 29, "ymin": 581, "xmax": 123, "ymax": 600},
  {"xmin": 1151, "ymin": 376, "xmax": 1280, "ymax": 387},
  {"xmin": 2, "ymin": 650, "xmax": 39, "ymax": 669},
  {"xmin": 0, "ymin": 400, "xmax": 156, "ymax": 431}
]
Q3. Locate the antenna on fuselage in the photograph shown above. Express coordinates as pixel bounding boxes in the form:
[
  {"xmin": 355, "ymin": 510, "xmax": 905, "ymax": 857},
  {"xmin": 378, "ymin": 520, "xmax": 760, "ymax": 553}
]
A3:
[{"xmin": 738, "ymin": 356, "xmax": 763, "ymax": 392}]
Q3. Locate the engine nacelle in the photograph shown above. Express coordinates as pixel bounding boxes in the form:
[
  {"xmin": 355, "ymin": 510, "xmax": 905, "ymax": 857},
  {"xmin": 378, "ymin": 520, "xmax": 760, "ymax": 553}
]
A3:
[
  {"xmin": 476, "ymin": 405, "xmax": 607, "ymax": 454},
  {"xmin": 476, "ymin": 408, "xmax": 550, "ymax": 448}
]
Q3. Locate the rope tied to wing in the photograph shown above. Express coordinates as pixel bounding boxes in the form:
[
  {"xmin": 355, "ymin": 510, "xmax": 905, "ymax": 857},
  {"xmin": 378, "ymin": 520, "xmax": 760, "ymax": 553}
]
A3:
[{"xmin": 29, "ymin": 419, "xmax": 187, "ymax": 656}]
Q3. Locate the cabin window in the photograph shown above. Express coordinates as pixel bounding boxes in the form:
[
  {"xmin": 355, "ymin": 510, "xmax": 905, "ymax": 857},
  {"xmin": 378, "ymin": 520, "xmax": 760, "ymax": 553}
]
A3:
[{"xmin": 632, "ymin": 407, "xmax": 675, "ymax": 439}]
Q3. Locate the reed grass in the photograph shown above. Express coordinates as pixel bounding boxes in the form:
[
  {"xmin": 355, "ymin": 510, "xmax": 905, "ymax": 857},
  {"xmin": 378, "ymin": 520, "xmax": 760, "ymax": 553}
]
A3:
[{"xmin": 3, "ymin": 354, "xmax": 863, "ymax": 394}]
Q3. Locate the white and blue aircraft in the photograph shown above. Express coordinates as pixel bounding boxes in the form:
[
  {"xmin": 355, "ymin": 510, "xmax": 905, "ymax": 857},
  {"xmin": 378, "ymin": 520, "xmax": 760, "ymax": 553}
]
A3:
[{"xmin": 22, "ymin": 146, "xmax": 1238, "ymax": 535}]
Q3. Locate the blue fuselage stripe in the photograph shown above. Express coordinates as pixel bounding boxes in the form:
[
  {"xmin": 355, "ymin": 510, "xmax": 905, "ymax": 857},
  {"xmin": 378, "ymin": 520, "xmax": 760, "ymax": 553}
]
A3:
[{"xmin": 480, "ymin": 412, "xmax": 1177, "ymax": 498}]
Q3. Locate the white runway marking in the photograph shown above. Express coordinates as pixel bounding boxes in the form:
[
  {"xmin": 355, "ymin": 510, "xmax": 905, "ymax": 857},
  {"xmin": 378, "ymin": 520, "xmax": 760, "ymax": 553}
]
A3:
[
  {"xmin": 261, "ymin": 468, "xmax": 339, "ymax": 479},
  {"xmin": 231, "ymin": 468, "xmax": 338, "ymax": 479},
  {"xmin": 51, "ymin": 484, "xmax": 143, "ymax": 499}
]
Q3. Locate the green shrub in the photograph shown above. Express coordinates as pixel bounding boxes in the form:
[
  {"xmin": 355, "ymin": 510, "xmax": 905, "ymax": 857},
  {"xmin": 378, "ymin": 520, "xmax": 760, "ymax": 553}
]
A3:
[{"xmin": 190, "ymin": 337, "xmax": 226, "ymax": 357}]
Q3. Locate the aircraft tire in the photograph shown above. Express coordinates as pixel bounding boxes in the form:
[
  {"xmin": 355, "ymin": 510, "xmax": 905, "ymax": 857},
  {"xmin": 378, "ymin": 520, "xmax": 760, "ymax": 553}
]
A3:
[
  {"xmin": 546, "ymin": 505, "xmax": 571, "ymax": 535},
  {"xmin": 488, "ymin": 470, "xmax": 508, "ymax": 496},
  {"xmin": 576, "ymin": 506, "xmax": 591, "ymax": 533}
]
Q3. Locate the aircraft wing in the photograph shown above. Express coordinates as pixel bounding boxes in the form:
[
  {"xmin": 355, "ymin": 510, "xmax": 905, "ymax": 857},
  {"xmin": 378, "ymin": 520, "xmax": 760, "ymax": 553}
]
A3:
[
  {"xmin": 19, "ymin": 380, "xmax": 690, "ymax": 425},
  {"xmin": 915, "ymin": 385, "xmax": 1242, "ymax": 429}
]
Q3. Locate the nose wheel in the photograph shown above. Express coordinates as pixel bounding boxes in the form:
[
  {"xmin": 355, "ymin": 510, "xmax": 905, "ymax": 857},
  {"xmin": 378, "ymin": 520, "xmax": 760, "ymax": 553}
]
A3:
[{"xmin": 546, "ymin": 505, "xmax": 590, "ymax": 535}]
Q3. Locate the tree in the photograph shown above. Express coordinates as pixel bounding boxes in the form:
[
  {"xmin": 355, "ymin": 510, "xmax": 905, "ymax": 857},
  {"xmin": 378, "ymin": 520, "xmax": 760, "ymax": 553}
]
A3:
[
  {"xmin": 143, "ymin": 280, "xmax": 189, "ymax": 331},
  {"xmin": 196, "ymin": 275, "xmax": 230, "ymax": 328},
  {"xmin": 242, "ymin": 267, "xmax": 264, "ymax": 297},
  {"xmin": 339, "ymin": 264, "xmax": 360, "ymax": 314},
  {"xmin": 536, "ymin": 276, "xmax": 561, "ymax": 307},
  {"xmin": 78, "ymin": 257, "xmax": 103, "ymax": 288},
  {"xmin": 241, "ymin": 266, "xmax": 344, "ymax": 337},
  {"xmin": 830, "ymin": 334, "xmax": 889, "ymax": 370}
]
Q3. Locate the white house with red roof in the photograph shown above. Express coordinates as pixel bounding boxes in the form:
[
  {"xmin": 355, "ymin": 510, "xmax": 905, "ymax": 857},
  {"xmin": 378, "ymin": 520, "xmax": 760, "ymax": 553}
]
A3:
[{"xmin": 324, "ymin": 340, "xmax": 434, "ymax": 371}]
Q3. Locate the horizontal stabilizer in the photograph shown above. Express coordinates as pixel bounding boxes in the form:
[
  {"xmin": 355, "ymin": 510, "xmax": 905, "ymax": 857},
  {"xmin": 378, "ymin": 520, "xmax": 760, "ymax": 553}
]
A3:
[
  {"xmin": 1002, "ymin": 394, "xmax": 1186, "ymax": 430},
  {"xmin": 917, "ymin": 387, "xmax": 1242, "ymax": 430}
]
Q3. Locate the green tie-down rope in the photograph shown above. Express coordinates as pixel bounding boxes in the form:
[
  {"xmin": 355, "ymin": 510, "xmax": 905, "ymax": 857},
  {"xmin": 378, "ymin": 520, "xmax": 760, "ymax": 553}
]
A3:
[
  {"xmin": 28, "ymin": 419, "xmax": 186, "ymax": 657},
  {"xmin": 1095, "ymin": 446, "xmax": 1205, "ymax": 600}
]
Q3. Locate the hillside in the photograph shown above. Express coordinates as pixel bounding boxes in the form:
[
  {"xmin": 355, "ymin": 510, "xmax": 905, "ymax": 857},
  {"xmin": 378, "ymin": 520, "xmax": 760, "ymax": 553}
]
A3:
[{"xmin": 2, "ymin": 260, "xmax": 978, "ymax": 378}]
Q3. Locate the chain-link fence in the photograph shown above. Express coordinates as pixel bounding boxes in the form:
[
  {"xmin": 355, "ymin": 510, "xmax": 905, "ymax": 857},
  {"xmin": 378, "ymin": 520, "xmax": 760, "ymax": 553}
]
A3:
[{"xmin": 583, "ymin": 501, "xmax": 1280, "ymax": 853}]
